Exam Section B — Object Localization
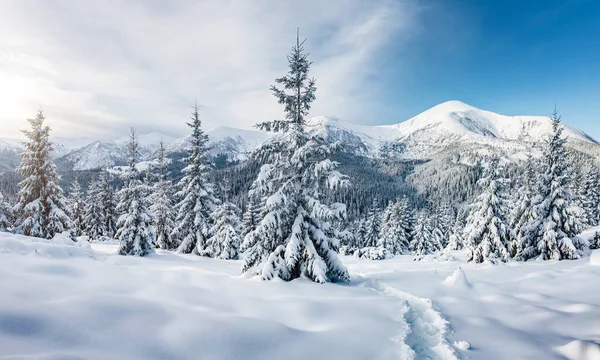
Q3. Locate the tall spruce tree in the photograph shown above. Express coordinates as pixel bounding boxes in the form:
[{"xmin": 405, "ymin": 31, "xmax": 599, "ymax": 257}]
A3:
[
  {"xmin": 241, "ymin": 29, "xmax": 349, "ymax": 283},
  {"xmin": 115, "ymin": 128, "xmax": 155, "ymax": 256},
  {"xmin": 69, "ymin": 178, "xmax": 86, "ymax": 237},
  {"xmin": 410, "ymin": 211, "xmax": 437, "ymax": 260},
  {"xmin": 464, "ymin": 159, "xmax": 512, "ymax": 263},
  {"xmin": 363, "ymin": 199, "xmax": 381, "ymax": 248},
  {"xmin": 582, "ymin": 168, "xmax": 600, "ymax": 226},
  {"xmin": 0, "ymin": 191, "xmax": 12, "ymax": 231},
  {"xmin": 510, "ymin": 159, "xmax": 538, "ymax": 256},
  {"xmin": 13, "ymin": 110, "xmax": 72, "ymax": 238},
  {"xmin": 516, "ymin": 110, "xmax": 585, "ymax": 261},
  {"xmin": 171, "ymin": 105, "xmax": 217, "ymax": 254},
  {"xmin": 98, "ymin": 170, "xmax": 118, "ymax": 239},
  {"xmin": 377, "ymin": 199, "xmax": 410, "ymax": 254},
  {"xmin": 241, "ymin": 199, "xmax": 260, "ymax": 238},
  {"xmin": 150, "ymin": 141, "xmax": 176, "ymax": 250},
  {"xmin": 83, "ymin": 178, "xmax": 106, "ymax": 242}
]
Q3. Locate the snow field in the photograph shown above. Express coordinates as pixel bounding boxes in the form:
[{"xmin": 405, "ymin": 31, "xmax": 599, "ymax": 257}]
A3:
[
  {"xmin": 0, "ymin": 234, "xmax": 408, "ymax": 360},
  {"xmin": 2, "ymin": 234, "xmax": 600, "ymax": 359},
  {"xmin": 344, "ymin": 253, "xmax": 600, "ymax": 359}
]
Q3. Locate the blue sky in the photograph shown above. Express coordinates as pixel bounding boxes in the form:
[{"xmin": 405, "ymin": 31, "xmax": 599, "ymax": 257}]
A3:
[
  {"xmin": 0, "ymin": 0, "xmax": 598, "ymax": 140},
  {"xmin": 376, "ymin": 0, "xmax": 600, "ymax": 139}
]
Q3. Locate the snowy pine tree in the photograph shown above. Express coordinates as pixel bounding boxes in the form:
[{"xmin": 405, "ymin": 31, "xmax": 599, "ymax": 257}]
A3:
[
  {"xmin": 510, "ymin": 159, "xmax": 538, "ymax": 256},
  {"xmin": 150, "ymin": 141, "xmax": 176, "ymax": 250},
  {"xmin": 445, "ymin": 214, "xmax": 465, "ymax": 251},
  {"xmin": 516, "ymin": 110, "xmax": 586, "ymax": 261},
  {"xmin": 83, "ymin": 178, "xmax": 106, "ymax": 242},
  {"xmin": 363, "ymin": 199, "xmax": 381, "ymax": 248},
  {"xmin": 98, "ymin": 170, "xmax": 118, "ymax": 239},
  {"xmin": 171, "ymin": 105, "xmax": 218, "ymax": 254},
  {"xmin": 590, "ymin": 231, "xmax": 600, "ymax": 250},
  {"xmin": 241, "ymin": 199, "xmax": 260, "ymax": 238},
  {"xmin": 377, "ymin": 199, "xmax": 410, "ymax": 254},
  {"xmin": 582, "ymin": 168, "xmax": 600, "ymax": 226},
  {"xmin": 13, "ymin": 110, "xmax": 72, "ymax": 238},
  {"xmin": 204, "ymin": 201, "xmax": 242, "ymax": 259},
  {"xmin": 464, "ymin": 159, "xmax": 512, "ymax": 263},
  {"xmin": 0, "ymin": 191, "xmax": 12, "ymax": 231},
  {"xmin": 115, "ymin": 128, "xmax": 155, "ymax": 256},
  {"xmin": 241, "ymin": 30, "xmax": 349, "ymax": 283},
  {"xmin": 410, "ymin": 211, "xmax": 437, "ymax": 260},
  {"xmin": 68, "ymin": 178, "xmax": 86, "ymax": 237}
]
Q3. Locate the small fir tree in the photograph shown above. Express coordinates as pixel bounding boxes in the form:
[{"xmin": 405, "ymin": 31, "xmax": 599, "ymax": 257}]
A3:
[
  {"xmin": 150, "ymin": 141, "xmax": 176, "ymax": 250},
  {"xmin": 98, "ymin": 170, "xmax": 118, "ymax": 239},
  {"xmin": 115, "ymin": 128, "xmax": 155, "ymax": 256},
  {"xmin": 464, "ymin": 159, "xmax": 512, "ymax": 263},
  {"xmin": 0, "ymin": 191, "xmax": 13, "ymax": 231},
  {"xmin": 204, "ymin": 201, "xmax": 242, "ymax": 259},
  {"xmin": 69, "ymin": 178, "xmax": 86, "ymax": 237},
  {"xmin": 410, "ymin": 211, "xmax": 437, "ymax": 260},
  {"xmin": 363, "ymin": 199, "xmax": 381, "ymax": 248}
]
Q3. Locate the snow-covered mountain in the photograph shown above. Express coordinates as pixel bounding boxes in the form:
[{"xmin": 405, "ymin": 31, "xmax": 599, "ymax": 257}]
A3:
[
  {"xmin": 167, "ymin": 126, "xmax": 272, "ymax": 160},
  {"xmin": 306, "ymin": 101, "xmax": 598, "ymax": 160},
  {"xmin": 0, "ymin": 101, "xmax": 598, "ymax": 172}
]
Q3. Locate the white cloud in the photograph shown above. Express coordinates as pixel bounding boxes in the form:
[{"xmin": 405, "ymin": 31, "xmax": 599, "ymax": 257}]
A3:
[{"xmin": 0, "ymin": 0, "xmax": 420, "ymax": 139}]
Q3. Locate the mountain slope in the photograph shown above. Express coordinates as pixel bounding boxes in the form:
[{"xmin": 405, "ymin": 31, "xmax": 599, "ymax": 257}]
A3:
[{"xmin": 1, "ymin": 101, "xmax": 597, "ymax": 172}]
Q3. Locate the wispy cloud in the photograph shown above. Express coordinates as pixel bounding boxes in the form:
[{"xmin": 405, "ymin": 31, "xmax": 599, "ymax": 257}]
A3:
[{"xmin": 0, "ymin": 0, "xmax": 420, "ymax": 139}]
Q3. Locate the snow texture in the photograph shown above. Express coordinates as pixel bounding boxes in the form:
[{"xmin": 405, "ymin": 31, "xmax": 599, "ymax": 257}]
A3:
[{"xmin": 1, "ymin": 233, "xmax": 600, "ymax": 359}]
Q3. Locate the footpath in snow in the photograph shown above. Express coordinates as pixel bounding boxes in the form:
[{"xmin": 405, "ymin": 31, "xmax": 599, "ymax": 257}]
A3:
[{"xmin": 1, "ymin": 232, "xmax": 600, "ymax": 359}]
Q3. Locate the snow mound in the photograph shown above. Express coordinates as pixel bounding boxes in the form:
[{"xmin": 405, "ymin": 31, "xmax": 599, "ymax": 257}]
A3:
[
  {"xmin": 556, "ymin": 340, "xmax": 600, "ymax": 360},
  {"xmin": 0, "ymin": 232, "xmax": 95, "ymax": 259},
  {"xmin": 353, "ymin": 247, "xmax": 392, "ymax": 260},
  {"xmin": 443, "ymin": 267, "xmax": 471, "ymax": 288},
  {"xmin": 591, "ymin": 250, "xmax": 600, "ymax": 266},
  {"xmin": 453, "ymin": 340, "xmax": 471, "ymax": 350}
]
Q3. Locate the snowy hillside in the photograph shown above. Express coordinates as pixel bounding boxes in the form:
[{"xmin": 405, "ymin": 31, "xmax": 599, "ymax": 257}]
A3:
[{"xmin": 1, "ymin": 232, "xmax": 599, "ymax": 359}]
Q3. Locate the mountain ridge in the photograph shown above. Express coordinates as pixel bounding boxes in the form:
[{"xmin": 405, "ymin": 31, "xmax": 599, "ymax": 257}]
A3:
[{"xmin": 1, "ymin": 101, "xmax": 598, "ymax": 171}]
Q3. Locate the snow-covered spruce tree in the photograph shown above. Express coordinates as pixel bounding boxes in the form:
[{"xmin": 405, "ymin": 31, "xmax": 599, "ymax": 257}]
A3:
[
  {"xmin": 115, "ymin": 128, "xmax": 155, "ymax": 256},
  {"xmin": 241, "ymin": 30, "xmax": 349, "ymax": 283},
  {"xmin": 410, "ymin": 211, "xmax": 437, "ymax": 260},
  {"xmin": 83, "ymin": 178, "xmax": 106, "ymax": 242},
  {"xmin": 171, "ymin": 105, "xmax": 218, "ymax": 254},
  {"xmin": 516, "ymin": 110, "xmax": 586, "ymax": 261},
  {"xmin": 377, "ymin": 200, "xmax": 410, "ymax": 254},
  {"xmin": 510, "ymin": 159, "xmax": 538, "ymax": 256},
  {"xmin": 363, "ymin": 199, "xmax": 381, "ymax": 248},
  {"xmin": 582, "ymin": 169, "xmax": 600, "ymax": 226},
  {"xmin": 445, "ymin": 212, "xmax": 465, "ymax": 251},
  {"xmin": 69, "ymin": 178, "xmax": 86, "ymax": 237},
  {"xmin": 241, "ymin": 199, "xmax": 260, "ymax": 238},
  {"xmin": 204, "ymin": 201, "xmax": 242, "ymax": 259},
  {"xmin": 590, "ymin": 231, "xmax": 600, "ymax": 250},
  {"xmin": 13, "ymin": 110, "xmax": 72, "ymax": 238},
  {"xmin": 464, "ymin": 159, "xmax": 512, "ymax": 263},
  {"xmin": 0, "ymin": 191, "xmax": 13, "ymax": 231},
  {"xmin": 98, "ymin": 170, "xmax": 118, "ymax": 239},
  {"xmin": 398, "ymin": 196, "xmax": 415, "ymax": 247},
  {"xmin": 150, "ymin": 141, "xmax": 176, "ymax": 250}
]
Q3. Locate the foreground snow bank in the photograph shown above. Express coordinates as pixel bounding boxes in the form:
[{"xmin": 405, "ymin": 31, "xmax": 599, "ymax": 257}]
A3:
[
  {"xmin": 345, "ymin": 251, "xmax": 600, "ymax": 359},
  {"xmin": 0, "ymin": 235, "xmax": 412, "ymax": 360},
  {"xmin": 2, "ymin": 233, "xmax": 600, "ymax": 359},
  {"xmin": 0, "ymin": 232, "xmax": 93, "ymax": 259}
]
